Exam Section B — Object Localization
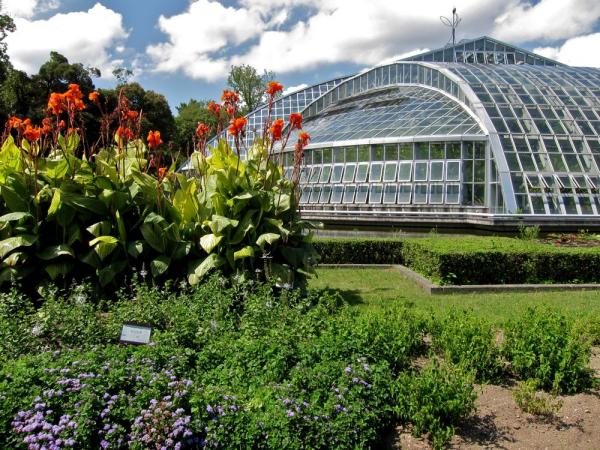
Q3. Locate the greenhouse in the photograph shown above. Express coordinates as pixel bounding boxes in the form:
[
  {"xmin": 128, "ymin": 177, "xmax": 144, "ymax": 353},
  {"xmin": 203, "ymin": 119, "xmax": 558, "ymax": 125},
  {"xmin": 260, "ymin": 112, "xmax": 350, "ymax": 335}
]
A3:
[{"xmin": 208, "ymin": 36, "xmax": 600, "ymax": 229}]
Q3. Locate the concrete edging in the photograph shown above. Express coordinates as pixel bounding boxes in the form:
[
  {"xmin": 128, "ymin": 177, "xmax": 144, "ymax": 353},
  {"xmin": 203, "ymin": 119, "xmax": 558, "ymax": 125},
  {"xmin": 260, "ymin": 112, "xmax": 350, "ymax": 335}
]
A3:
[{"xmin": 319, "ymin": 264, "xmax": 600, "ymax": 295}]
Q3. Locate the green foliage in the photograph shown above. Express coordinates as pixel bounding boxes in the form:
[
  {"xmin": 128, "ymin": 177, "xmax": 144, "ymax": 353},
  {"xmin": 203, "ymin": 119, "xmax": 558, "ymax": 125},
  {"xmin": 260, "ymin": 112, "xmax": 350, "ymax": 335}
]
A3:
[
  {"xmin": 395, "ymin": 360, "xmax": 476, "ymax": 449},
  {"xmin": 517, "ymin": 223, "xmax": 540, "ymax": 240},
  {"xmin": 512, "ymin": 379, "xmax": 563, "ymax": 417},
  {"xmin": 313, "ymin": 238, "xmax": 404, "ymax": 264},
  {"xmin": 227, "ymin": 64, "xmax": 275, "ymax": 115},
  {"xmin": 431, "ymin": 309, "xmax": 504, "ymax": 383},
  {"xmin": 174, "ymin": 99, "xmax": 217, "ymax": 153},
  {"xmin": 502, "ymin": 307, "xmax": 594, "ymax": 394}
]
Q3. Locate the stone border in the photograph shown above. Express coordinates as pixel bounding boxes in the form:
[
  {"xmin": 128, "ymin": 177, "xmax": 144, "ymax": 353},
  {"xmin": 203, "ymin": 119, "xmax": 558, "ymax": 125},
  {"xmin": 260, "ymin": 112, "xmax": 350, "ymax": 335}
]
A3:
[{"xmin": 319, "ymin": 264, "xmax": 600, "ymax": 295}]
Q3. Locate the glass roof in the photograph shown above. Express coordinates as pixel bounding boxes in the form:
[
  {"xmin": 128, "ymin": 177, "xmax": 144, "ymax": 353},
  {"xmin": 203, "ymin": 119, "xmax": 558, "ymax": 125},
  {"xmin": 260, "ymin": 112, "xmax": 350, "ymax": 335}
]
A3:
[
  {"xmin": 402, "ymin": 36, "xmax": 563, "ymax": 66},
  {"xmin": 289, "ymin": 85, "xmax": 483, "ymax": 147}
]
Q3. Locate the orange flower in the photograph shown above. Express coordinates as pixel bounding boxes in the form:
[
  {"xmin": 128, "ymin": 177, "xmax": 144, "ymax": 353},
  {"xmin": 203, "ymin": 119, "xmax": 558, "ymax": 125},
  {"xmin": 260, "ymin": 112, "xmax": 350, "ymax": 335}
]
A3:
[
  {"xmin": 7, "ymin": 116, "xmax": 23, "ymax": 129},
  {"xmin": 48, "ymin": 92, "xmax": 65, "ymax": 115},
  {"xmin": 157, "ymin": 166, "xmax": 167, "ymax": 180},
  {"xmin": 41, "ymin": 117, "xmax": 53, "ymax": 135},
  {"xmin": 127, "ymin": 110, "xmax": 139, "ymax": 120},
  {"xmin": 226, "ymin": 105, "xmax": 235, "ymax": 117},
  {"xmin": 58, "ymin": 120, "xmax": 66, "ymax": 129},
  {"xmin": 298, "ymin": 131, "xmax": 310, "ymax": 146},
  {"xmin": 207, "ymin": 100, "xmax": 221, "ymax": 116},
  {"xmin": 116, "ymin": 126, "xmax": 134, "ymax": 141},
  {"xmin": 266, "ymin": 81, "xmax": 283, "ymax": 96},
  {"xmin": 228, "ymin": 117, "xmax": 247, "ymax": 136},
  {"xmin": 221, "ymin": 90, "xmax": 240, "ymax": 104},
  {"xmin": 289, "ymin": 113, "xmax": 302, "ymax": 130},
  {"xmin": 196, "ymin": 122, "xmax": 210, "ymax": 139},
  {"xmin": 88, "ymin": 91, "xmax": 100, "ymax": 103},
  {"xmin": 269, "ymin": 118, "xmax": 284, "ymax": 141},
  {"xmin": 147, "ymin": 130, "xmax": 162, "ymax": 149},
  {"xmin": 23, "ymin": 125, "xmax": 41, "ymax": 142}
]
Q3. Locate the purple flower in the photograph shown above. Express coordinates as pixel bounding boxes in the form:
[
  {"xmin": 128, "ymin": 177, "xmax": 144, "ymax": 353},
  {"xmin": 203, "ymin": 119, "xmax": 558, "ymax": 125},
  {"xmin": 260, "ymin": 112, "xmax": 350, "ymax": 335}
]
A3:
[
  {"xmin": 286, "ymin": 410, "xmax": 295, "ymax": 417},
  {"xmin": 344, "ymin": 366, "xmax": 352, "ymax": 374}
]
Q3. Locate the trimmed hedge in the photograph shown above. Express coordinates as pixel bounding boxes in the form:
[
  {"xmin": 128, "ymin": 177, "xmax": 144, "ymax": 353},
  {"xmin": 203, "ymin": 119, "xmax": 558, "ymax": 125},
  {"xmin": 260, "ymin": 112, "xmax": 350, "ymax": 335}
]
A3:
[{"xmin": 315, "ymin": 236, "xmax": 600, "ymax": 285}]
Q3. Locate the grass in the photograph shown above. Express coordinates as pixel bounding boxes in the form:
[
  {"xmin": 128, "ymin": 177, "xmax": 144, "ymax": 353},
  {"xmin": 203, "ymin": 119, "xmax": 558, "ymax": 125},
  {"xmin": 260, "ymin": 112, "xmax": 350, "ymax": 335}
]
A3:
[{"xmin": 309, "ymin": 267, "xmax": 600, "ymax": 326}]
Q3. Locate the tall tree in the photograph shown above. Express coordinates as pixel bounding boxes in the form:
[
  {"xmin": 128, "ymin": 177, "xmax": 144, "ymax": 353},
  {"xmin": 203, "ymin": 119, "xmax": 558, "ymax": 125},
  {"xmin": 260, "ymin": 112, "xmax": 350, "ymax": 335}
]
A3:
[
  {"xmin": 174, "ymin": 99, "xmax": 217, "ymax": 155},
  {"xmin": 227, "ymin": 64, "xmax": 275, "ymax": 115}
]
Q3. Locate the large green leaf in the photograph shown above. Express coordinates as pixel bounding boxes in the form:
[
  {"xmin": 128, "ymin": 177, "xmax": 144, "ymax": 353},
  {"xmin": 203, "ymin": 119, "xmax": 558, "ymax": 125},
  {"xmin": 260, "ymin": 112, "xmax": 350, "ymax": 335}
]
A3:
[
  {"xmin": 200, "ymin": 233, "xmax": 222, "ymax": 254},
  {"xmin": 207, "ymin": 214, "xmax": 239, "ymax": 234},
  {"xmin": 37, "ymin": 245, "xmax": 75, "ymax": 260},
  {"xmin": 127, "ymin": 240, "xmax": 145, "ymax": 258},
  {"xmin": 87, "ymin": 221, "xmax": 112, "ymax": 238},
  {"xmin": 45, "ymin": 262, "xmax": 73, "ymax": 280},
  {"xmin": 230, "ymin": 209, "xmax": 257, "ymax": 245},
  {"xmin": 2, "ymin": 251, "xmax": 27, "ymax": 267},
  {"xmin": 188, "ymin": 254, "xmax": 225, "ymax": 285},
  {"xmin": 0, "ymin": 212, "xmax": 32, "ymax": 222},
  {"xmin": 98, "ymin": 260, "xmax": 127, "ymax": 286},
  {"xmin": 1, "ymin": 183, "xmax": 29, "ymax": 213},
  {"xmin": 0, "ymin": 235, "xmax": 37, "ymax": 259},
  {"xmin": 115, "ymin": 210, "xmax": 127, "ymax": 243},
  {"xmin": 89, "ymin": 235, "xmax": 119, "ymax": 261},
  {"xmin": 150, "ymin": 255, "xmax": 170, "ymax": 277},
  {"xmin": 234, "ymin": 245, "xmax": 255, "ymax": 261},
  {"xmin": 0, "ymin": 136, "xmax": 23, "ymax": 179},
  {"xmin": 256, "ymin": 233, "xmax": 280, "ymax": 249}
]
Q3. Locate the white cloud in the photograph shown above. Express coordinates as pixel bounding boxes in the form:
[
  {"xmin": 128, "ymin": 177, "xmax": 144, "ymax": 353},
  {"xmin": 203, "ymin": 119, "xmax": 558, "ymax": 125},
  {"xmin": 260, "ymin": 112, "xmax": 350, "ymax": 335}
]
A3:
[
  {"xmin": 492, "ymin": 0, "xmax": 600, "ymax": 43},
  {"xmin": 282, "ymin": 83, "xmax": 308, "ymax": 96},
  {"xmin": 2, "ymin": 0, "xmax": 60, "ymax": 19},
  {"xmin": 146, "ymin": 0, "xmax": 600, "ymax": 81},
  {"xmin": 534, "ymin": 33, "xmax": 600, "ymax": 67},
  {"xmin": 6, "ymin": 3, "xmax": 128, "ymax": 79}
]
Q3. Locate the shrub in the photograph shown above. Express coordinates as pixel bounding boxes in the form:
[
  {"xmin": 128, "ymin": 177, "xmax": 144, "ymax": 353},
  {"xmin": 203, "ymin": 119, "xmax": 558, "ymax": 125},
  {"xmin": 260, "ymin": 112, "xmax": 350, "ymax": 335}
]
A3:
[
  {"xmin": 313, "ymin": 238, "xmax": 404, "ymax": 264},
  {"xmin": 503, "ymin": 307, "xmax": 594, "ymax": 394},
  {"xmin": 512, "ymin": 379, "xmax": 563, "ymax": 417},
  {"xmin": 395, "ymin": 360, "xmax": 476, "ymax": 449},
  {"xmin": 431, "ymin": 309, "xmax": 504, "ymax": 383}
]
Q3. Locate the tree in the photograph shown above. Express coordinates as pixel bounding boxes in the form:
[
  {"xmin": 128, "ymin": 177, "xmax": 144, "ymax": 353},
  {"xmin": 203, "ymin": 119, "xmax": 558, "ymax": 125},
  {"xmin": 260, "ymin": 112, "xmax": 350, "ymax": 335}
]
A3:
[
  {"xmin": 112, "ymin": 67, "xmax": 133, "ymax": 85},
  {"xmin": 174, "ymin": 99, "xmax": 217, "ymax": 155},
  {"xmin": 227, "ymin": 64, "xmax": 275, "ymax": 115},
  {"xmin": 0, "ymin": 10, "xmax": 15, "ymax": 83}
]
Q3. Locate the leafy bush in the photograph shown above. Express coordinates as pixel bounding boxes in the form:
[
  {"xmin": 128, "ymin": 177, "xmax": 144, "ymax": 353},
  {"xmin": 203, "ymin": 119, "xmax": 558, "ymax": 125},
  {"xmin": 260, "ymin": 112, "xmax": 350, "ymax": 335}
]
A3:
[
  {"xmin": 503, "ymin": 307, "xmax": 594, "ymax": 394},
  {"xmin": 0, "ymin": 83, "xmax": 315, "ymax": 296},
  {"xmin": 431, "ymin": 309, "xmax": 504, "ymax": 383},
  {"xmin": 313, "ymin": 238, "xmax": 404, "ymax": 264},
  {"xmin": 395, "ymin": 360, "xmax": 476, "ymax": 449},
  {"xmin": 512, "ymin": 379, "xmax": 563, "ymax": 417}
]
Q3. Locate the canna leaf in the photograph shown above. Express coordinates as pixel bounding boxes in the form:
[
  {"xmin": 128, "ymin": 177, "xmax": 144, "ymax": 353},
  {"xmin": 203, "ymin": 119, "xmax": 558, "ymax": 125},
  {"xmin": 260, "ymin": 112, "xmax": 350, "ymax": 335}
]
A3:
[
  {"xmin": 0, "ymin": 235, "xmax": 37, "ymax": 259},
  {"xmin": 199, "ymin": 233, "xmax": 222, "ymax": 254}
]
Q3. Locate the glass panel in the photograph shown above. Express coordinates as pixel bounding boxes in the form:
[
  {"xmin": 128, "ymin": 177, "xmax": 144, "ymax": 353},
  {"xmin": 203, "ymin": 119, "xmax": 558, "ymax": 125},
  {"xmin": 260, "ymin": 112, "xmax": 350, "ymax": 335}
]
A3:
[
  {"xmin": 343, "ymin": 185, "xmax": 356, "ymax": 203},
  {"xmin": 300, "ymin": 168, "xmax": 310, "ymax": 183},
  {"xmin": 383, "ymin": 162, "xmax": 397, "ymax": 182},
  {"xmin": 369, "ymin": 184, "xmax": 383, "ymax": 203},
  {"xmin": 474, "ymin": 184, "xmax": 485, "ymax": 206},
  {"xmin": 300, "ymin": 186, "xmax": 311, "ymax": 203},
  {"xmin": 369, "ymin": 162, "xmax": 383, "ymax": 182},
  {"xmin": 429, "ymin": 184, "xmax": 444, "ymax": 204},
  {"xmin": 345, "ymin": 146, "xmax": 357, "ymax": 162},
  {"xmin": 430, "ymin": 143, "xmax": 444, "ymax": 159},
  {"xmin": 358, "ymin": 145, "xmax": 370, "ymax": 161},
  {"xmin": 371, "ymin": 145, "xmax": 384, "ymax": 161},
  {"xmin": 414, "ymin": 162, "xmax": 428, "ymax": 181},
  {"xmin": 333, "ymin": 147, "xmax": 344, "ymax": 163},
  {"xmin": 474, "ymin": 160, "xmax": 486, "ymax": 182},
  {"xmin": 309, "ymin": 186, "xmax": 321, "ymax": 203},
  {"xmin": 430, "ymin": 161, "xmax": 444, "ymax": 181},
  {"xmin": 355, "ymin": 163, "xmax": 369, "ymax": 182},
  {"xmin": 322, "ymin": 148, "xmax": 332, "ymax": 164},
  {"xmin": 415, "ymin": 142, "xmax": 429, "ymax": 159},
  {"xmin": 446, "ymin": 161, "xmax": 460, "ymax": 181},
  {"xmin": 330, "ymin": 185, "xmax": 343, "ymax": 203},
  {"xmin": 414, "ymin": 184, "xmax": 428, "ymax": 204},
  {"xmin": 446, "ymin": 142, "xmax": 461, "ymax": 159},
  {"xmin": 355, "ymin": 184, "xmax": 369, "ymax": 203},
  {"xmin": 309, "ymin": 166, "xmax": 321, "ymax": 183},
  {"xmin": 398, "ymin": 162, "xmax": 412, "ymax": 181},
  {"xmin": 384, "ymin": 144, "xmax": 399, "ymax": 161},
  {"xmin": 331, "ymin": 164, "xmax": 344, "ymax": 183},
  {"xmin": 446, "ymin": 184, "xmax": 460, "ymax": 204},
  {"xmin": 383, "ymin": 184, "xmax": 397, "ymax": 204},
  {"xmin": 399, "ymin": 143, "xmax": 413, "ymax": 160},
  {"xmin": 343, "ymin": 164, "xmax": 356, "ymax": 183},
  {"xmin": 319, "ymin": 185, "xmax": 331, "ymax": 203},
  {"xmin": 320, "ymin": 165, "xmax": 331, "ymax": 183},
  {"xmin": 398, "ymin": 184, "xmax": 412, "ymax": 203}
]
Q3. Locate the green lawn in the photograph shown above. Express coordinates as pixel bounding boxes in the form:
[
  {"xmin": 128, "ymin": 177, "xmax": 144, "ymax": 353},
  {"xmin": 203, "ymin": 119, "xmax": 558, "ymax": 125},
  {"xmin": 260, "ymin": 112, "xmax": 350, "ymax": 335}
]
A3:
[{"xmin": 309, "ymin": 267, "xmax": 600, "ymax": 325}]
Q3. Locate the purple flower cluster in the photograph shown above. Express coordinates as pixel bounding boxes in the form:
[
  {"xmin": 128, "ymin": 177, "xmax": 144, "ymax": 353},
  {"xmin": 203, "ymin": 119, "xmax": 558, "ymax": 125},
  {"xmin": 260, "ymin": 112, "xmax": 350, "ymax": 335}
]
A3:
[
  {"xmin": 130, "ymin": 396, "xmax": 193, "ymax": 449},
  {"xmin": 11, "ymin": 402, "xmax": 77, "ymax": 450}
]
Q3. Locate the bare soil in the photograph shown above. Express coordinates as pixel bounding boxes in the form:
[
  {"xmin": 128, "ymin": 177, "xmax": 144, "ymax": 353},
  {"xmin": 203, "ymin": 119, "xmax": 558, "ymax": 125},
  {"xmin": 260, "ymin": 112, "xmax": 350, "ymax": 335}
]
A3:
[{"xmin": 389, "ymin": 347, "xmax": 600, "ymax": 450}]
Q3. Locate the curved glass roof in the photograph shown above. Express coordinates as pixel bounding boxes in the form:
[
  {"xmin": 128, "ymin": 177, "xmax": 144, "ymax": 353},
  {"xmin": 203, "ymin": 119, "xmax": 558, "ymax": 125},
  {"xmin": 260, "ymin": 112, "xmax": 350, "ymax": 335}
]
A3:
[{"xmin": 290, "ymin": 85, "xmax": 483, "ymax": 147}]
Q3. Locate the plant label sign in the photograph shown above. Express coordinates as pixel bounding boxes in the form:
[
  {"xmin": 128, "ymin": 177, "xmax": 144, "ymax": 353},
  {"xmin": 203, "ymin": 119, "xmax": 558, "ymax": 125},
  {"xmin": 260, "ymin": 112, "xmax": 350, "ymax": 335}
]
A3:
[{"xmin": 120, "ymin": 323, "xmax": 152, "ymax": 345}]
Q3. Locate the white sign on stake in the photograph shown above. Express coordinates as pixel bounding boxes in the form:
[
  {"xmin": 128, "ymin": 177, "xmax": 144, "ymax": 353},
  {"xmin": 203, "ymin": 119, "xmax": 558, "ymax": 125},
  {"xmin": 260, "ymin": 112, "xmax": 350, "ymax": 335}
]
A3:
[{"xmin": 120, "ymin": 323, "xmax": 152, "ymax": 345}]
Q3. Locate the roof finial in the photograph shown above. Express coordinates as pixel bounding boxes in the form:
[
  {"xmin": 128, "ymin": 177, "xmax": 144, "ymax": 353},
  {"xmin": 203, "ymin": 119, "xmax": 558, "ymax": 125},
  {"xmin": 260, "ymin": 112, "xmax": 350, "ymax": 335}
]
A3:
[{"xmin": 440, "ymin": 7, "xmax": 461, "ymax": 46}]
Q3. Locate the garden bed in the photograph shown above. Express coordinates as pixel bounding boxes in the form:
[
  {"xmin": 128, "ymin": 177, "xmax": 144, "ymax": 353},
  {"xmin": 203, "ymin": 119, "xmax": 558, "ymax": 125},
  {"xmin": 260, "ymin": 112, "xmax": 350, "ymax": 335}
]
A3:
[{"xmin": 315, "ymin": 236, "xmax": 600, "ymax": 285}]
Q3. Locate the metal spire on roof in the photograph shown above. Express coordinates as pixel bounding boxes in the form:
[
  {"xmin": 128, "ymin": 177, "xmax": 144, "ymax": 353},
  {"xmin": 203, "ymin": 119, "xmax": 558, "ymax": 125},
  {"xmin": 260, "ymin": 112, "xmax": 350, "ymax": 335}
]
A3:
[{"xmin": 440, "ymin": 7, "xmax": 462, "ymax": 46}]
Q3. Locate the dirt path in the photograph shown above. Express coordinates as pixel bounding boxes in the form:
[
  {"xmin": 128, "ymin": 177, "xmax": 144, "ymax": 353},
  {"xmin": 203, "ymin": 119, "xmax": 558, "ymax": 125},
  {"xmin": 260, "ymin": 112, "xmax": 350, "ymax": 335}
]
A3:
[{"xmin": 391, "ymin": 347, "xmax": 600, "ymax": 450}]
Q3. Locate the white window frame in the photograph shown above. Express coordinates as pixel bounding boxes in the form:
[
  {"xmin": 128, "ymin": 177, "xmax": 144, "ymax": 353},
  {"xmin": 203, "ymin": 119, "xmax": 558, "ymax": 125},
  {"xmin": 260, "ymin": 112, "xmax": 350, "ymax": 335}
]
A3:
[
  {"xmin": 398, "ymin": 161, "xmax": 412, "ymax": 182},
  {"xmin": 414, "ymin": 161, "xmax": 428, "ymax": 181},
  {"xmin": 429, "ymin": 183, "xmax": 444, "ymax": 204},
  {"xmin": 429, "ymin": 161, "xmax": 444, "ymax": 182},
  {"xmin": 369, "ymin": 183, "xmax": 383, "ymax": 203}
]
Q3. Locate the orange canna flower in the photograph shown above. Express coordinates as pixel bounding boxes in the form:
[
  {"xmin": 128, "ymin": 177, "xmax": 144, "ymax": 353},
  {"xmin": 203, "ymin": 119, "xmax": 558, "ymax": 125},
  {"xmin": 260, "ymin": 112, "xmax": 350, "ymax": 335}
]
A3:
[
  {"xmin": 41, "ymin": 117, "xmax": 53, "ymax": 135},
  {"xmin": 289, "ymin": 113, "xmax": 302, "ymax": 130},
  {"xmin": 127, "ymin": 110, "xmax": 139, "ymax": 120},
  {"xmin": 269, "ymin": 118, "xmax": 285, "ymax": 141},
  {"xmin": 226, "ymin": 105, "xmax": 235, "ymax": 117},
  {"xmin": 48, "ymin": 93, "xmax": 65, "ymax": 115},
  {"xmin": 88, "ymin": 91, "xmax": 100, "ymax": 103},
  {"xmin": 116, "ymin": 126, "xmax": 134, "ymax": 141},
  {"xmin": 221, "ymin": 90, "xmax": 240, "ymax": 104},
  {"xmin": 7, "ymin": 116, "xmax": 23, "ymax": 129},
  {"xmin": 157, "ymin": 166, "xmax": 167, "ymax": 180},
  {"xmin": 298, "ymin": 131, "xmax": 310, "ymax": 147},
  {"xmin": 266, "ymin": 81, "xmax": 283, "ymax": 96},
  {"xmin": 207, "ymin": 100, "xmax": 221, "ymax": 116},
  {"xmin": 195, "ymin": 122, "xmax": 210, "ymax": 139},
  {"xmin": 58, "ymin": 120, "xmax": 66, "ymax": 129},
  {"xmin": 147, "ymin": 130, "xmax": 162, "ymax": 149},
  {"xmin": 228, "ymin": 117, "xmax": 247, "ymax": 136},
  {"xmin": 23, "ymin": 125, "xmax": 42, "ymax": 142}
]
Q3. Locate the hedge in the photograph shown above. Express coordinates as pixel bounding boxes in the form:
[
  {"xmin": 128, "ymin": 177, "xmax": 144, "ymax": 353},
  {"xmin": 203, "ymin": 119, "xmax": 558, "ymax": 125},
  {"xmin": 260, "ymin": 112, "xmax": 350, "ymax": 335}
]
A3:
[{"xmin": 315, "ymin": 236, "xmax": 600, "ymax": 285}]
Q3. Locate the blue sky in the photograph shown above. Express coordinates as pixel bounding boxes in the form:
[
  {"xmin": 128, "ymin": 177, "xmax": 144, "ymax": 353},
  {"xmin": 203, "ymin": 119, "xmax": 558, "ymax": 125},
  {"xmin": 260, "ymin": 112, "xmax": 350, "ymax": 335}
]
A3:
[{"xmin": 3, "ymin": 0, "xmax": 600, "ymax": 113}]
